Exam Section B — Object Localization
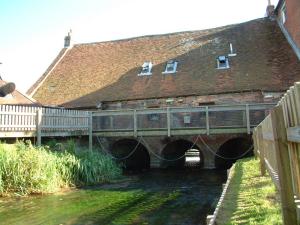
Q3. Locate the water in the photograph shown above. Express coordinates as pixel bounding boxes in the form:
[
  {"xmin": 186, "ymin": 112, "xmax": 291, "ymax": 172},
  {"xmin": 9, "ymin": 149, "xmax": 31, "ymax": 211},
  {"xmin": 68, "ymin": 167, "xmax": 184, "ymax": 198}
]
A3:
[{"xmin": 0, "ymin": 169, "xmax": 226, "ymax": 225}]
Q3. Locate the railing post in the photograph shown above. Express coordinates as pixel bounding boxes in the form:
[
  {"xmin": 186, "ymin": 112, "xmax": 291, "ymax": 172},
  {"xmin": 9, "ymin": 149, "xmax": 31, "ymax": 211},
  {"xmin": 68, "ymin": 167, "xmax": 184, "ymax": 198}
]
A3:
[
  {"xmin": 167, "ymin": 107, "xmax": 171, "ymax": 137},
  {"xmin": 133, "ymin": 110, "xmax": 137, "ymax": 137},
  {"xmin": 246, "ymin": 104, "xmax": 250, "ymax": 134},
  {"xmin": 36, "ymin": 109, "xmax": 42, "ymax": 146},
  {"xmin": 88, "ymin": 112, "xmax": 93, "ymax": 152},
  {"xmin": 206, "ymin": 106, "xmax": 210, "ymax": 135}
]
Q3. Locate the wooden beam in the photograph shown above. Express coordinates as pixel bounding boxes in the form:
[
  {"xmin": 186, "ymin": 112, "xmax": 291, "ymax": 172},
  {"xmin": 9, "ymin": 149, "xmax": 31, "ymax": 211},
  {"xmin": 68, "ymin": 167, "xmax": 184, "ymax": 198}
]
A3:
[
  {"xmin": 246, "ymin": 104, "xmax": 250, "ymax": 134},
  {"xmin": 206, "ymin": 106, "xmax": 210, "ymax": 135},
  {"xmin": 36, "ymin": 109, "xmax": 42, "ymax": 146},
  {"xmin": 167, "ymin": 107, "xmax": 171, "ymax": 137}
]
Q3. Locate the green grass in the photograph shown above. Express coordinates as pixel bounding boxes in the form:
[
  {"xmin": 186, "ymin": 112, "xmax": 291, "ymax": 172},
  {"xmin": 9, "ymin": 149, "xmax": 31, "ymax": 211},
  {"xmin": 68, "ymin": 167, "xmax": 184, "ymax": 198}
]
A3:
[
  {"xmin": 0, "ymin": 140, "xmax": 122, "ymax": 196},
  {"xmin": 216, "ymin": 158, "xmax": 282, "ymax": 225}
]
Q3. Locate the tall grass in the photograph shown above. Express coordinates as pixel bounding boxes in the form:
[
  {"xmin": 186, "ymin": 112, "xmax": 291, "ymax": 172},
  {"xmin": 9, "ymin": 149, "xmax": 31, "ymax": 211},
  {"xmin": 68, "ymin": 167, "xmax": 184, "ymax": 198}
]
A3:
[{"xmin": 0, "ymin": 140, "xmax": 122, "ymax": 196}]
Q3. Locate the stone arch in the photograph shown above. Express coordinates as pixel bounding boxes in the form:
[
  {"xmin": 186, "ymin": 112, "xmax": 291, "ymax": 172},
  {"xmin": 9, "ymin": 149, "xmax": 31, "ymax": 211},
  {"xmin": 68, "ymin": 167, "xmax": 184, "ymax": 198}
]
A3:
[
  {"xmin": 161, "ymin": 139, "xmax": 204, "ymax": 168},
  {"xmin": 214, "ymin": 137, "xmax": 253, "ymax": 169},
  {"xmin": 111, "ymin": 138, "xmax": 150, "ymax": 171}
]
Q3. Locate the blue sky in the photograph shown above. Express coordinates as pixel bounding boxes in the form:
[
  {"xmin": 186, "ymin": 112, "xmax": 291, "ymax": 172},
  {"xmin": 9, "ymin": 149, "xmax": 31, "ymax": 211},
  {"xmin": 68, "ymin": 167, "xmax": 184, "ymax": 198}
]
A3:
[{"xmin": 0, "ymin": 0, "xmax": 278, "ymax": 93}]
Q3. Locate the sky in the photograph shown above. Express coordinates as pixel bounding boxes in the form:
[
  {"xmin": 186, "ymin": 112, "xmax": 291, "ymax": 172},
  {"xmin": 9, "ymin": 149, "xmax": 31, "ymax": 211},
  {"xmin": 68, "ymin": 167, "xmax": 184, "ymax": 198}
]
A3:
[{"xmin": 0, "ymin": 0, "xmax": 279, "ymax": 94}]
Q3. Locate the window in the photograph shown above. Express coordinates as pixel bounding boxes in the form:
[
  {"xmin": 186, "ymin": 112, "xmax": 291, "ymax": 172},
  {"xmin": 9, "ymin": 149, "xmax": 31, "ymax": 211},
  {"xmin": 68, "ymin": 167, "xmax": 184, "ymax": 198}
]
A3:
[
  {"xmin": 217, "ymin": 56, "xmax": 230, "ymax": 69},
  {"xmin": 281, "ymin": 2, "xmax": 287, "ymax": 24},
  {"xmin": 139, "ymin": 62, "xmax": 152, "ymax": 76},
  {"xmin": 163, "ymin": 60, "xmax": 178, "ymax": 74}
]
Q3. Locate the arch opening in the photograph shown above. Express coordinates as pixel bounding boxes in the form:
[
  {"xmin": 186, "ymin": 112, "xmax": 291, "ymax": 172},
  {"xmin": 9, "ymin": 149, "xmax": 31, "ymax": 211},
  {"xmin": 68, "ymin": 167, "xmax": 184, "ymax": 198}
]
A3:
[
  {"xmin": 161, "ymin": 139, "xmax": 204, "ymax": 168},
  {"xmin": 111, "ymin": 139, "xmax": 150, "ymax": 171},
  {"xmin": 215, "ymin": 137, "xmax": 253, "ymax": 169}
]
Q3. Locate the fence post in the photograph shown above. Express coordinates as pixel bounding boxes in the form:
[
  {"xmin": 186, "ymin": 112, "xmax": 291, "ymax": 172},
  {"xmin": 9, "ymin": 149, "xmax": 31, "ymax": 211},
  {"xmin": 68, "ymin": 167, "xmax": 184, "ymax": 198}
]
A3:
[
  {"xmin": 89, "ymin": 112, "xmax": 93, "ymax": 152},
  {"xmin": 271, "ymin": 106, "xmax": 297, "ymax": 225},
  {"xmin": 206, "ymin": 106, "xmax": 210, "ymax": 135},
  {"xmin": 167, "ymin": 107, "xmax": 171, "ymax": 137},
  {"xmin": 36, "ymin": 109, "xmax": 42, "ymax": 146}
]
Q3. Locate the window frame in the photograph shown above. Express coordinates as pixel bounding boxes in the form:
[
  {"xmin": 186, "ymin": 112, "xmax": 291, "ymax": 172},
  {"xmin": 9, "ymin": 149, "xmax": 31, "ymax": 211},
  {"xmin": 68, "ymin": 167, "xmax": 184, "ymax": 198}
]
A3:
[
  {"xmin": 216, "ymin": 56, "xmax": 230, "ymax": 70},
  {"xmin": 138, "ymin": 62, "xmax": 153, "ymax": 76},
  {"xmin": 162, "ymin": 60, "xmax": 178, "ymax": 74}
]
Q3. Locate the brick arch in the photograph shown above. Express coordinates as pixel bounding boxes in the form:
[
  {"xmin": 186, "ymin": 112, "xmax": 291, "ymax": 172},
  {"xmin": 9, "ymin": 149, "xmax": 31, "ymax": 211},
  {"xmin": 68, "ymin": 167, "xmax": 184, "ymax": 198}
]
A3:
[
  {"xmin": 111, "ymin": 138, "xmax": 150, "ymax": 171},
  {"xmin": 160, "ymin": 139, "xmax": 204, "ymax": 168},
  {"xmin": 214, "ymin": 137, "xmax": 253, "ymax": 169}
]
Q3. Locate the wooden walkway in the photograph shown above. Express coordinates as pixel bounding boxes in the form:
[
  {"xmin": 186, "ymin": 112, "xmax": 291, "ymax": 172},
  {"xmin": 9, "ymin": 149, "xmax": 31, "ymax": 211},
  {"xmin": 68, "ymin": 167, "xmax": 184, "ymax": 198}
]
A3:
[
  {"xmin": 92, "ymin": 104, "xmax": 274, "ymax": 137},
  {"xmin": 0, "ymin": 103, "xmax": 274, "ymax": 140}
]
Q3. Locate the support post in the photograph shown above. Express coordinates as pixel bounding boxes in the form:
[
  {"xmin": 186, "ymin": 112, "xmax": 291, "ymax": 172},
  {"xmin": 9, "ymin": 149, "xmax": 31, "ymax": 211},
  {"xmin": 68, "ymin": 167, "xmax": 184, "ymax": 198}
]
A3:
[
  {"xmin": 89, "ymin": 112, "xmax": 93, "ymax": 152},
  {"xmin": 36, "ymin": 109, "xmax": 42, "ymax": 146},
  {"xmin": 167, "ymin": 107, "xmax": 171, "ymax": 137},
  {"xmin": 246, "ymin": 104, "xmax": 250, "ymax": 134},
  {"xmin": 206, "ymin": 106, "xmax": 210, "ymax": 135},
  {"xmin": 133, "ymin": 110, "xmax": 137, "ymax": 137},
  {"xmin": 271, "ymin": 106, "xmax": 297, "ymax": 225},
  {"xmin": 257, "ymin": 125, "xmax": 266, "ymax": 176}
]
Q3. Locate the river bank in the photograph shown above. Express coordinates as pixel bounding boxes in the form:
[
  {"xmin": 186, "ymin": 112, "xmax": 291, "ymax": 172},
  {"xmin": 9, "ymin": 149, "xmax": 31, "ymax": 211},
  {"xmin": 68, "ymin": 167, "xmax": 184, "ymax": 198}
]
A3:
[
  {"xmin": 0, "ymin": 141, "xmax": 122, "ymax": 196},
  {"xmin": 215, "ymin": 158, "xmax": 282, "ymax": 224}
]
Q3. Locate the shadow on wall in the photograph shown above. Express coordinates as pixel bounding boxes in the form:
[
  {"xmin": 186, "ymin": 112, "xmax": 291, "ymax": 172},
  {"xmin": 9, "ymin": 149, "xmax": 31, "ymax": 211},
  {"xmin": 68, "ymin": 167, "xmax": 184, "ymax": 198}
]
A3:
[
  {"xmin": 111, "ymin": 139, "xmax": 150, "ymax": 171},
  {"xmin": 215, "ymin": 137, "xmax": 253, "ymax": 169}
]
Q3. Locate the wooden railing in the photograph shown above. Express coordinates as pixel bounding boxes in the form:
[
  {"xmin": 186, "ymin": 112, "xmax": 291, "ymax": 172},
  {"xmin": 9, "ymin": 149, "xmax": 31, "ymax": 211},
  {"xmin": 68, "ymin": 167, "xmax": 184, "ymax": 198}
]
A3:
[
  {"xmin": 92, "ymin": 103, "xmax": 274, "ymax": 137},
  {"xmin": 0, "ymin": 105, "xmax": 90, "ymax": 139},
  {"xmin": 253, "ymin": 82, "xmax": 300, "ymax": 225}
]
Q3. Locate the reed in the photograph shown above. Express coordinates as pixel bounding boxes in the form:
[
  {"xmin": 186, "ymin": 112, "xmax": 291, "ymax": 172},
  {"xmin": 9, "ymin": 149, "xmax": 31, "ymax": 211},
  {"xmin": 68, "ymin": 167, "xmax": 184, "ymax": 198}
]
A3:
[{"xmin": 0, "ymin": 140, "xmax": 122, "ymax": 196}]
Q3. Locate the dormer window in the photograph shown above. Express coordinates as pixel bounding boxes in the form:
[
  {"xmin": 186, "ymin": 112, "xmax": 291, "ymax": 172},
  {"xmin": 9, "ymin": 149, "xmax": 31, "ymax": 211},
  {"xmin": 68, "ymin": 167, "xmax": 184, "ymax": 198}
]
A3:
[
  {"xmin": 163, "ymin": 60, "xmax": 178, "ymax": 74},
  {"xmin": 139, "ymin": 62, "xmax": 152, "ymax": 76},
  {"xmin": 217, "ymin": 56, "xmax": 230, "ymax": 69}
]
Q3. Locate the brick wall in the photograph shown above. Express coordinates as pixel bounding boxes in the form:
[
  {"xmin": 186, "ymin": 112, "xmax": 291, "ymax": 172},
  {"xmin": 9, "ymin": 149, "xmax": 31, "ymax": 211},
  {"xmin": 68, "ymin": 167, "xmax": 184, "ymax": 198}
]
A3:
[
  {"xmin": 278, "ymin": 0, "xmax": 300, "ymax": 52},
  {"xmin": 102, "ymin": 91, "xmax": 281, "ymax": 110}
]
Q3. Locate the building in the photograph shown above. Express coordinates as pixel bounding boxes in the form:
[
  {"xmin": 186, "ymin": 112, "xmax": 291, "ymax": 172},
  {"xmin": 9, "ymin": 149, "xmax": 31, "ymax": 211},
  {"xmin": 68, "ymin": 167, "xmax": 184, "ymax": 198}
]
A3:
[
  {"xmin": 26, "ymin": 8, "xmax": 300, "ymax": 169},
  {"xmin": 0, "ymin": 79, "xmax": 37, "ymax": 105},
  {"xmin": 274, "ymin": 0, "xmax": 300, "ymax": 59},
  {"xmin": 27, "ymin": 17, "xmax": 300, "ymax": 110}
]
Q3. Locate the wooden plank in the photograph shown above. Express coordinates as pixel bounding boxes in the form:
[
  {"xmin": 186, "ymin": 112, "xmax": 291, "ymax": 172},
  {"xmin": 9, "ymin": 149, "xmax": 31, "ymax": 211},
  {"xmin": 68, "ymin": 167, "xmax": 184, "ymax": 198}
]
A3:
[
  {"xmin": 287, "ymin": 126, "xmax": 300, "ymax": 143},
  {"xmin": 257, "ymin": 125, "xmax": 266, "ymax": 176},
  {"xmin": 270, "ymin": 106, "xmax": 297, "ymax": 225}
]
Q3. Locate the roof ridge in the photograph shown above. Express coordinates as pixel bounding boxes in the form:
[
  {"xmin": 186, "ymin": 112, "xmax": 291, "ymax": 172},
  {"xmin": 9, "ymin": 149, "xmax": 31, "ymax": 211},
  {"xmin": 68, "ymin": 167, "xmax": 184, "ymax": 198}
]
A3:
[{"xmin": 73, "ymin": 18, "xmax": 266, "ymax": 47}]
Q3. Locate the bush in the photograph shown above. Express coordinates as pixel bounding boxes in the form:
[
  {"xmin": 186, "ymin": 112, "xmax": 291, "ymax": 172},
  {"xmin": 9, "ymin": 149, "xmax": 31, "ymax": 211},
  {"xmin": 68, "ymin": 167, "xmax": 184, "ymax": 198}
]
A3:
[{"xmin": 0, "ymin": 140, "xmax": 122, "ymax": 196}]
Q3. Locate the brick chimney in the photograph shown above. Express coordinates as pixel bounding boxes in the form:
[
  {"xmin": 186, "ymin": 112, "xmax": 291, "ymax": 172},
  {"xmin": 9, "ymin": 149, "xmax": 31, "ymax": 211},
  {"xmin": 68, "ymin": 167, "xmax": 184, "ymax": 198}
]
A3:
[
  {"xmin": 266, "ymin": 0, "xmax": 275, "ymax": 19},
  {"xmin": 64, "ymin": 30, "xmax": 72, "ymax": 48}
]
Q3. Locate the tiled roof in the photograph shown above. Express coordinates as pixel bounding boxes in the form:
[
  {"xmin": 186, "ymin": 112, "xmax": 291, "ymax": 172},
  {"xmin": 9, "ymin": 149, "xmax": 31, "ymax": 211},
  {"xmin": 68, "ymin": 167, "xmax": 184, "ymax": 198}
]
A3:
[
  {"xmin": 0, "ymin": 80, "xmax": 37, "ymax": 105},
  {"xmin": 29, "ymin": 18, "xmax": 300, "ymax": 108}
]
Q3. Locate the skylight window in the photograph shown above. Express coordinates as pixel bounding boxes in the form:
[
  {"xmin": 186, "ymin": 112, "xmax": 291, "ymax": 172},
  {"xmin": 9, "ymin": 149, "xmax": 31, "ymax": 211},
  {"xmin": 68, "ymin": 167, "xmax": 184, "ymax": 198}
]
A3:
[
  {"xmin": 163, "ymin": 60, "xmax": 178, "ymax": 74},
  {"xmin": 139, "ymin": 62, "xmax": 152, "ymax": 76},
  {"xmin": 217, "ymin": 56, "xmax": 230, "ymax": 69}
]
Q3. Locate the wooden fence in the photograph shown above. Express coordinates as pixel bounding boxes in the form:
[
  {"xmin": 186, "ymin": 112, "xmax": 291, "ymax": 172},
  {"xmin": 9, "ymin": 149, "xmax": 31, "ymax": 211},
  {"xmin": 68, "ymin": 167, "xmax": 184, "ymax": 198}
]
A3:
[
  {"xmin": 253, "ymin": 82, "xmax": 300, "ymax": 225},
  {"xmin": 0, "ymin": 105, "xmax": 91, "ymax": 148}
]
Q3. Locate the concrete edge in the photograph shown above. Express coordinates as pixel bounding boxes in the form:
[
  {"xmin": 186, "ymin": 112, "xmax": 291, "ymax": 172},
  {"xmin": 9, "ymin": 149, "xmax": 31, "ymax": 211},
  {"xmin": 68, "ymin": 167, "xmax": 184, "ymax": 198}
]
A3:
[{"xmin": 206, "ymin": 165, "xmax": 235, "ymax": 225}]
